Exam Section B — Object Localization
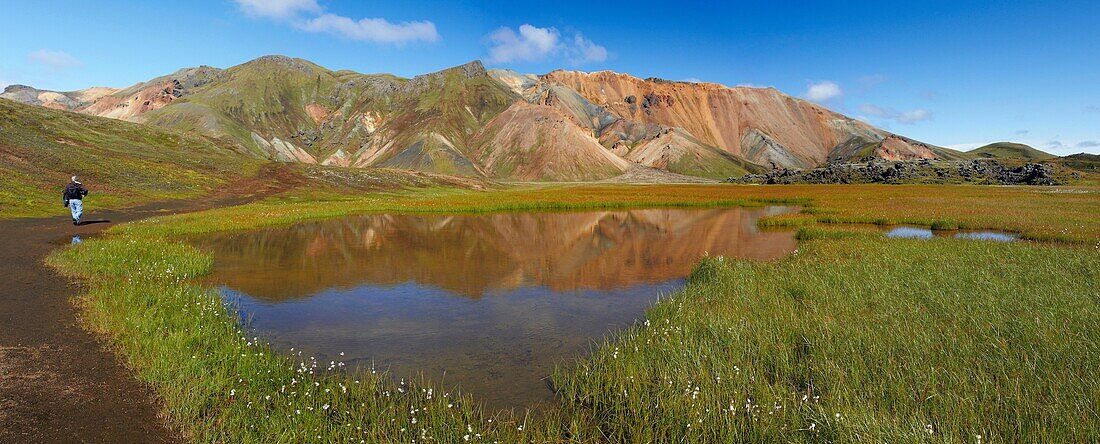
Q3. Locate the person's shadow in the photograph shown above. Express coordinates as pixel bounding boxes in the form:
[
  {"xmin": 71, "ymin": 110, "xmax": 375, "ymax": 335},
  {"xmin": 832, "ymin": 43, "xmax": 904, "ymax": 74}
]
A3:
[{"xmin": 75, "ymin": 219, "xmax": 111, "ymax": 226}]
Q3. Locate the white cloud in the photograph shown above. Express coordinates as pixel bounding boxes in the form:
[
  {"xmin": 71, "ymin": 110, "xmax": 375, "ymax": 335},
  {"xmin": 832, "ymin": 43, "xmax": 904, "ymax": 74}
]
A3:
[
  {"xmin": 297, "ymin": 14, "xmax": 439, "ymax": 44},
  {"xmin": 805, "ymin": 81, "xmax": 842, "ymax": 102},
  {"xmin": 568, "ymin": 33, "xmax": 608, "ymax": 64},
  {"xmin": 235, "ymin": 0, "xmax": 320, "ymax": 19},
  {"xmin": 486, "ymin": 24, "xmax": 608, "ymax": 65},
  {"xmin": 896, "ymin": 109, "xmax": 933, "ymax": 123},
  {"xmin": 858, "ymin": 103, "xmax": 933, "ymax": 124},
  {"xmin": 858, "ymin": 74, "xmax": 887, "ymax": 89},
  {"xmin": 234, "ymin": 0, "xmax": 438, "ymax": 45},
  {"xmin": 27, "ymin": 50, "xmax": 82, "ymax": 69},
  {"xmin": 487, "ymin": 25, "xmax": 559, "ymax": 63},
  {"xmin": 1040, "ymin": 139, "xmax": 1100, "ymax": 155},
  {"xmin": 683, "ymin": 77, "xmax": 704, "ymax": 83}
]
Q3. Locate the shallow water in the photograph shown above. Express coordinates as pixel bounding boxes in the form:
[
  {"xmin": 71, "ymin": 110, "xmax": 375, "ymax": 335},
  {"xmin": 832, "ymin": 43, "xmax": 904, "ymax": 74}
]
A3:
[
  {"xmin": 884, "ymin": 226, "xmax": 1018, "ymax": 241},
  {"xmin": 196, "ymin": 207, "xmax": 798, "ymax": 410}
]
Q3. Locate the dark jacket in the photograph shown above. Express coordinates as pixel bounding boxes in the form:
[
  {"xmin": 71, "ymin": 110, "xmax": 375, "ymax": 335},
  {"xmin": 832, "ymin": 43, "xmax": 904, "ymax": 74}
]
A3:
[{"xmin": 64, "ymin": 182, "xmax": 89, "ymax": 201}]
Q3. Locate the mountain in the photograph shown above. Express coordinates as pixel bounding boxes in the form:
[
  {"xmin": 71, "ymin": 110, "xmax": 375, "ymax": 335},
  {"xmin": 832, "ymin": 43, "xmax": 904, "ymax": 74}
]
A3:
[
  {"xmin": 528, "ymin": 70, "xmax": 965, "ymax": 168},
  {"xmin": 0, "ymin": 98, "xmax": 492, "ymax": 217},
  {"xmin": 967, "ymin": 142, "xmax": 1056, "ymax": 160},
  {"xmin": 2, "ymin": 56, "xmax": 963, "ymax": 181},
  {"xmin": 1, "ymin": 66, "xmax": 225, "ymax": 120}
]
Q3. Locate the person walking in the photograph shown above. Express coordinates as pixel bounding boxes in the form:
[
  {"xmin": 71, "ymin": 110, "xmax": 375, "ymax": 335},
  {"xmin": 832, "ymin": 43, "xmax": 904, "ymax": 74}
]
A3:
[{"xmin": 63, "ymin": 176, "xmax": 89, "ymax": 225}]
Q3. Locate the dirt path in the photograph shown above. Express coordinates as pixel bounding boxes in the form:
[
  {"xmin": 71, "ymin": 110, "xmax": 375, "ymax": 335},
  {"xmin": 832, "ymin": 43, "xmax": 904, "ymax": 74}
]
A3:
[
  {"xmin": 0, "ymin": 204, "xmax": 191, "ymax": 442},
  {"xmin": 0, "ymin": 165, "xmax": 303, "ymax": 442}
]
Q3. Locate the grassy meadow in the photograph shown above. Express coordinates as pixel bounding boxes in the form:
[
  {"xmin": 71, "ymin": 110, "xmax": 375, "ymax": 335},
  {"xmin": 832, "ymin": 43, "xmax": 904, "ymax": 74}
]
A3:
[
  {"xmin": 112, "ymin": 183, "xmax": 1100, "ymax": 243},
  {"xmin": 46, "ymin": 184, "xmax": 1100, "ymax": 442},
  {"xmin": 0, "ymin": 99, "xmax": 261, "ymax": 217}
]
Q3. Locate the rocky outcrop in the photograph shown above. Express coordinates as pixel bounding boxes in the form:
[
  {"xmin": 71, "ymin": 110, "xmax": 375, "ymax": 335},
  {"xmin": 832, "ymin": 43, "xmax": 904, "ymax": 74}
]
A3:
[
  {"xmin": 1, "ymin": 85, "xmax": 118, "ymax": 111},
  {"xmin": 732, "ymin": 159, "xmax": 1063, "ymax": 185},
  {"xmin": 2, "ymin": 66, "xmax": 224, "ymax": 121}
]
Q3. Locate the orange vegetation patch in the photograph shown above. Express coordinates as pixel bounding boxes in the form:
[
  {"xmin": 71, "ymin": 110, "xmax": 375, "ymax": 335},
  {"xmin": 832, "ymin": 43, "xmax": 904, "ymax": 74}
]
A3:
[{"xmin": 410, "ymin": 184, "xmax": 1100, "ymax": 243}]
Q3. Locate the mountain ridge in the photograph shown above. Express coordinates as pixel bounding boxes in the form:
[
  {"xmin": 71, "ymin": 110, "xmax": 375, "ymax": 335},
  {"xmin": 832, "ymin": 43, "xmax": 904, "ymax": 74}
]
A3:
[{"xmin": 3, "ymin": 55, "xmax": 965, "ymax": 181}]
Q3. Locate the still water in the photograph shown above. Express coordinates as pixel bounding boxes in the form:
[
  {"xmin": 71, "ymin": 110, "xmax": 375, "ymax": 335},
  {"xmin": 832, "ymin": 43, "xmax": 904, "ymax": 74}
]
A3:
[
  {"xmin": 884, "ymin": 226, "xmax": 1018, "ymax": 241},
  {"xmin": 195, "ymin": 207, "xmax": 798, "ymax": 410}
]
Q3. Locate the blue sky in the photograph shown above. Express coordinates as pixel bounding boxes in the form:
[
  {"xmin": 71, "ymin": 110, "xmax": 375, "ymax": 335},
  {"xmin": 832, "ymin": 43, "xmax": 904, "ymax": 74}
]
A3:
[{"xmin": 1, "ymin": 0, "xmax": 1097, "ymax": 154}]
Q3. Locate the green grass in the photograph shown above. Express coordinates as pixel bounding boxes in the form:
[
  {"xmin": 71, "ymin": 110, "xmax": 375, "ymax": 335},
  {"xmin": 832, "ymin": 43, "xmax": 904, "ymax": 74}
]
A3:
[
  {"xmin": 46, "ymin": 184, "xmax": 1100, "ymax": 442},
  {"xmin": 553, "ymin": 234, "xmax": 1099, "ymax": 442},
  {"xmin": 757, "ymin": 213, "xmax": 819, "ymax": 228}
]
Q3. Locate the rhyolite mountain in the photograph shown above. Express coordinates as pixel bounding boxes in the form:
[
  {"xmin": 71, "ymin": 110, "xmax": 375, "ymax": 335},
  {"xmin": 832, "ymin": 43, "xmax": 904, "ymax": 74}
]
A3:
[{"xmin": 1, "ymin": 55, "xmax": 965, "ymax": 181}]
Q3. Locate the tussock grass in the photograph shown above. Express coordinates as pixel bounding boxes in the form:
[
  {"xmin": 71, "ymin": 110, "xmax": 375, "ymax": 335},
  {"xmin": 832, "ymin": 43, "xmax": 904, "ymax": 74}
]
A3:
[
  {"xmin": 757, "ymin": 213, "xmax": 818, "ymax": 228},
  {"xmin": 929, "ymin": 219, "xmax": 960, "ymax": 231},
  {"xmin": 553, "ymin": 237, "xmax": 1100, "ymax": 442}
]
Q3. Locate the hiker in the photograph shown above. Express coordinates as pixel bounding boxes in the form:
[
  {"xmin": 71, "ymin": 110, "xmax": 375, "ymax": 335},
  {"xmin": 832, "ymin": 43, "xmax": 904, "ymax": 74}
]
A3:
[{"xmin": 63, "ymin": 176, "xmax": 89, "ymax": 225}]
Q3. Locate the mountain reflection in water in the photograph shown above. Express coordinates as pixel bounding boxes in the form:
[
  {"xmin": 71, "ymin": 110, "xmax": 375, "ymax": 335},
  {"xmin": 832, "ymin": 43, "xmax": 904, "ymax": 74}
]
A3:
[{"xmin": 196, "ymin": 207, "xmax": 798, "ymax": 410}]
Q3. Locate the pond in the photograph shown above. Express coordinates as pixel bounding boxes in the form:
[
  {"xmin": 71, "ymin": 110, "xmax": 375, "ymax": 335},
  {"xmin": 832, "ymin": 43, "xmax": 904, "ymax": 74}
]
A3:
[
  {"xmin": 195, "ymin": 207, "xmax": 799, "ymax": 411},
  {"xmin": 884, "ymin": 226, "xmax": 1018, "ymax": 241}
]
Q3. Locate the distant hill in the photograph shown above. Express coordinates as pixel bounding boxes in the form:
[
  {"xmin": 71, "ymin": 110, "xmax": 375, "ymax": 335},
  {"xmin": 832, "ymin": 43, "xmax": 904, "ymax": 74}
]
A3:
[
  {"xmin": 4, "ymin": 55, "xmax": 966, "ymax": 181},
  {"xmin": 1052, "ymin": 153, "xmax": 1100, "ymax": 172},
  {"xmin": 0, "ymin": 98, "xmax": 253, "ymax": 217},
  {"xmin": 967, "ymin": 142, "xmax": 1057, "ymax": 160}
]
